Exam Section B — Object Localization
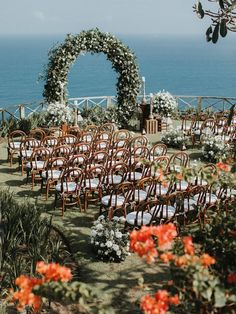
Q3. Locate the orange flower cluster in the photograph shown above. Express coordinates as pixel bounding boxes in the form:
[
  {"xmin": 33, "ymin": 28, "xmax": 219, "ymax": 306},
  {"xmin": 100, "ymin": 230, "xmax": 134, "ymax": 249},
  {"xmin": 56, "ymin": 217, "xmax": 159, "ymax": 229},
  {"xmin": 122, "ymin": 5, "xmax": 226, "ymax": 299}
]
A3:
[
  {"xmin": 183, "ymin": 236, "xmax": 195, "ymax": 255},
  {"xmin": 12, "ymin": 262, "xmax": 72, "ymax": 313},
  {"xmin": 216, "ymin": 162, "xmax": 231, "ymax": 172},
  {"xmin": 130, "ymin": 224, "xmax": 177, "ymax": 263},
  {"xmin": 13, "ymin": 276, "xmax": 42, "ymax": 312},
  {"xmin": 175, "ymin": 253, "xmax": 215, "ymax": 268},
  {"xmin": 140, "ymin": 290, "xmax": 180, "ymax": 314},
  {"xmin": 36, "ymin": 261, "xmax": 72, "ymax": 282}
]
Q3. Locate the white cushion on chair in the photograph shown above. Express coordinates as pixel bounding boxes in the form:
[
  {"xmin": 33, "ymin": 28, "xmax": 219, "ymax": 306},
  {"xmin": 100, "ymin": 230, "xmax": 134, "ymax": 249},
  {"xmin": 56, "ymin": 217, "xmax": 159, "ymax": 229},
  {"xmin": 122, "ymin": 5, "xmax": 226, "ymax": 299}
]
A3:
[
  {"xmin": 193, "ymin": 193, "xmax": 218, "ymax": 203},
  {"xmin": 9, "ymin": 141, "xmax": 21, "ymax": 149},
  {"xmin": 183, "ymin": 199, "xmax": 197, "ymax": 212},
  {"xmin": 42, "ymin": 170, "xmax": 61, "ymax": 179},
  {"xmin": 101, "ymin": 195, "xmax": 125, "ymax": 207},
  {"xmin": 19, "ymin": 150, "xmax": 33, "ymax": 158},
  {"xmin": 55, "ymin": 182, "xmax": 77, "ymax": 192},
  {"xmin": 84, "ymin": 178, "xmax": 99, "ymax": 188},
  {"xmin": 127, "ymin": 171, "xmax": 142, "ymax": 181},
  {"xmin": 133, "ymin": 189, "xmax": 147, "ymax": 202},
  {"xmin": 26, "ymin": 161, "xmax": 45, "ymax": 169},
  {"xmin": 150, "ymin": 205, "xmax": 176, "ymax": 218},
  {"xmin": 176, "ymin": 180, "xmax": 189, "ymax": 191},
  {"xmin": 126, "ymin": 211, "xmax": 152, "ymax": 226},
  {"xmin": 106, "ymin": 174, "xmax": 123, "ymax": 185}
]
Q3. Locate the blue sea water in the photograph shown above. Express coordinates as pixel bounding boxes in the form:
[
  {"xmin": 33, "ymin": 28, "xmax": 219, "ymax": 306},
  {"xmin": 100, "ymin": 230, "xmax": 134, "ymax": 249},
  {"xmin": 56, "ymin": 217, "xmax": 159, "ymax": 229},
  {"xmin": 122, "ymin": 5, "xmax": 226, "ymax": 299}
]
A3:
[{"xmin": 0, "ymin": 34, "xmax": 236, "ymax": 109}]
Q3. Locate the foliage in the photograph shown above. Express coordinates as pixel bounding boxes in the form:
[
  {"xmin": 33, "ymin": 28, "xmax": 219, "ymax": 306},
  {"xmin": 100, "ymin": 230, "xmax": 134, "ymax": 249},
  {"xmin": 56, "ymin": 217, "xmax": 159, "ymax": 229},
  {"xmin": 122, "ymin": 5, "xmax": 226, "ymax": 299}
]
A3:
[
  {"xmin": 43, "ymin": 28, "xmax": 141, "ymax": 127},
  {"xmin": 193, "ymin": 0, "xmax": 236, "ymax": 43},
  {"xmin": 161, "ymin": 129, "xmax": 187, "ymax": 149},
  {"xmin": 130, "ymin": 224, "xmax": 236, "ymax": 314},
  {"xmin": 90, "ymin": 215, "xmax": 129, "ymax": 262},
  {"xmin": 11, "ymin": 261, "xmax": 114, "ymax": 313},
  {"xmin": 0, "ymin": 189, "xmax": 69, "ymax": 295},
  {"xmin": 41, "ymin": 103, "xmax": 74, "ymax": 127},
  {"xmin": 201, "ymin": 135, "xmax": 230, "ymax": 162},
  {"xmin": 80, "ymin": 105, "xmax": 120, "ymax": 128},
  {"xmin": 152, "ymin": 91, "xmax": 177, "ymax": 117}
]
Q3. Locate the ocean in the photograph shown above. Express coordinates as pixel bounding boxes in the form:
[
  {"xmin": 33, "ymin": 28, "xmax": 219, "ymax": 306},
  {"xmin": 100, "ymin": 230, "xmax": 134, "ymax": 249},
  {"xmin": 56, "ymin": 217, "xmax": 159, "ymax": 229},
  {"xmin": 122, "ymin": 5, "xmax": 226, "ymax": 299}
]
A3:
[{"xmin": 0, "ymin": 34, "xmax": 236, "ymax": 109}]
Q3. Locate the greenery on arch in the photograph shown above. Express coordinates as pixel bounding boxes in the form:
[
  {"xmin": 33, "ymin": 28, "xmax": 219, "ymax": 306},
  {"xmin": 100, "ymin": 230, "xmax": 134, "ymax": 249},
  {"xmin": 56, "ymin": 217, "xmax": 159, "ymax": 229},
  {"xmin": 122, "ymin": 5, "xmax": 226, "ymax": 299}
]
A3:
[{"xmin": 43, "ymin": 28, "xmax": 141, "ymax": 126}]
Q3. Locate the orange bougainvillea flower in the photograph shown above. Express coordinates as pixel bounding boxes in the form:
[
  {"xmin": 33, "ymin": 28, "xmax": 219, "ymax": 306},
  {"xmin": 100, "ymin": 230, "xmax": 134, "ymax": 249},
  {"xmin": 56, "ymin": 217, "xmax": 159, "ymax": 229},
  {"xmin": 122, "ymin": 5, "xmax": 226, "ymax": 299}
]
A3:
[
  {"xmin": 200, "ymin": 254, "xmax": 216, "ymax": 267},
  {"xmin": 182, "ymin": 236, "xmax": 195, "ymax": 255},
  {"xmin": 152, "ymin": 224, "xmax": 177, "ymax": 250},
  {"xmin": 140, "ymin": 291, "xmax": 180, "ymax": 314},
  {"xmin": 216, "ymin": 162, "xmax": 231, "ymax": 172},
  {"xmin": 13, "ymin": 276, "xmax": 43, "ymax": 313},
  {"xmin": 36, "ymin": 261, "xmax": 72, "ymax": 282},
  {"xmin": 227, "ymin": 273, "xmax": 236, "ymax": 284},
  {"xmin": 175, "ymin": 254, "xmax": 189, "ymax": 267},
  {"xmin": 169, "ymin": 294, "xmax": 180, "ymax": 305},
  {"xmin": 160, "ymin": 252, "xmax": 175, "ymax": 263}
]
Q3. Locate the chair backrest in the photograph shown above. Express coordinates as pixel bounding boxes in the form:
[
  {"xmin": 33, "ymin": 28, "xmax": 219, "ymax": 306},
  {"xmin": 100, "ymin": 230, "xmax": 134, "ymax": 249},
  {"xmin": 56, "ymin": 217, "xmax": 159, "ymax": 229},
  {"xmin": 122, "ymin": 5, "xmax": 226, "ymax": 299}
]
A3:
[
  {"xmin": 73, "ymin": 142, "xmax": 91, "ymax": 156},
  {"xmin": 8, "ymin": 130, "xmax": 26, "ymax": 149},
  {"xmin": 29, "ymin": 128, "xmax": 46, "ymax": 141},
  {"xmin": 151, "ymin": 156, "xmax": 170, "ymax": 176},
  {"xmin": 80, "ymin": 131, "xmax": 94, "ymax": 143},
  {"xmin": 30, "ymin": 147, "xmax": 51, "ymax": 169},
  {"xmin": 51, "ymin": 145, "xmax": 72, "ymax": 158},
  {"xmin": 98, "ymin": 122, "xmax": 116, "ymax": 133},
  {"xmin": 105, "ymin": 162, "xmax": 128, "ymax": 187},
  {"xmin": 57, "ymin": 134, "xmax": 77, "ymax": 146},
  {"xmin": 129, "ymin": 135, "xmax": 148, "ymax": 148},
  {"xmin": 67, "ymin": 154, "xmax": 88, "ymax": 169},
  {"xmin": 109, "ymin": 148, "xmax": 130, "ymax": 165},
  {"xmin": 95, "ymin": 131, "xmax": 112, "ymax": 142},
  {"xmin": 149, "ymin": 143, "xmax": 167, "ymax": 159},
  {"xmin": 93, "ymin": 140, "xmax": 110, "ymax": 152},
  {"xmin": 131, "ymin": 145, "xmax": 150, "ymax": 160},
  {"xmin": 60, "ymin": 167, "xmax": 84, "ymax": 192},
  {"xmin": 42, "ymin": 135, "xmax": 58, "ymax": 149},
  {"xmin": 20, "ymin": 137, "xmax": 41, "ymax": 152},
  {"xmin": 168, "ymin": 152, "xmax": 189, "ymax": 171},
  {"xmin": 89, "ymin": 150, "xmax": 109, "ymax": 168},
  {"xmin": 84, "ymin": 165, "xmax": 106, "ymax": 189},
  {"xmin": 113, "ymin": 129, "xmax": 130, "ymax": 141}
]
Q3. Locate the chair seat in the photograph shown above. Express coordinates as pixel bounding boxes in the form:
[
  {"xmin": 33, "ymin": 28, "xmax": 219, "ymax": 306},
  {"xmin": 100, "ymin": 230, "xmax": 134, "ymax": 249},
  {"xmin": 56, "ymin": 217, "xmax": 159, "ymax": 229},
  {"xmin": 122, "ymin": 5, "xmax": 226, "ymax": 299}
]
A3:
[
  {"xmin": 42, "ymin": 170, "xmax": 61, "ymax": 179},
  {"xmin": 176, "ymin": 180, "xmax": 189, "ymax": 191},
  {"xmin": 106, "ymin": 174, "xmax": 123, "ymax": 185},
  {"xmin": 150, "ymin": 205, "xmax": 176, "ymax": 218},
  {"xmin": 9, "ymin": 141, "xmax": 21, "ymax": 149},
  {"xmin": 126, "ymin": 211, "xmax": 152, "ymax": 226},
  {"xmin": 151, "ymin": 184, "xmax": 170, "ymax": 196},
  {"xmin": 26, "ymin": 161, "xmax": 45, "ymax": 169},
  {"xmin": 84, "ymin": 178, "xmax": 99, "ymax": 188},
  {"xmin": 132, "ymin": 189, "xmax": 147, "ymax": 202},
  {"xmin": 183, "ymin": 199, "xmax": 197, "ymax": 212},
  {"xmin": 55, "ymin": 182, "xmax": 77, "ymax": 192},
  {"xmin": 101, "ymin": 195, "xmax": 125, "ymax": 207},
  {"xmin": 19, "ymin": 150, "xmax": 33, "ymax": 158},
  {"xmin": 193, "ymin": 193, "xmax": 218, "ymax": 204},
  {"xmin": 127, "ymin": 171, "xmax": 142, "ymax": 181}
]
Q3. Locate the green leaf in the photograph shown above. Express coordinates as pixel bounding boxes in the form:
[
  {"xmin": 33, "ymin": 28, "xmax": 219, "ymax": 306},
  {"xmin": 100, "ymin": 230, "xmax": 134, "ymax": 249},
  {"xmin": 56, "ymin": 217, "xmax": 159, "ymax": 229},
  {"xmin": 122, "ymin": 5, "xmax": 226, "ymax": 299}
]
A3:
[
  {"xmin": 220, "ymin": 19, "xmax": 227, "ymax": 37},
  {"xmin": 219, "ymin": 0, "xmax": 225, "ymax": 9},
  {"xmin": 197, "ymin": 1, "xmax": 205, "ymax": 18},
  {"xmin": 214, "ymin": 288, "xmax": 226, "ymax": 307},
  {"xmin": 212, "ymin": 23, "xmax": 220, "ymax": 44},
  {"xmin": 206, "ymin": 26, "xmax": 213, "ymax": 42}
]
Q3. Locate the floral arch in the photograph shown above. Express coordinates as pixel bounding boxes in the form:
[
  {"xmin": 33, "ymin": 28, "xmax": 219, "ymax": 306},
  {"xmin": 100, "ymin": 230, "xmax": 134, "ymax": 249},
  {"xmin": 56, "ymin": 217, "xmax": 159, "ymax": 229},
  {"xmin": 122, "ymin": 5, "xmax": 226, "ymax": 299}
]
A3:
[{"xmin": 43, "ymin": 28, "xmax": 141, "ymax": 126}]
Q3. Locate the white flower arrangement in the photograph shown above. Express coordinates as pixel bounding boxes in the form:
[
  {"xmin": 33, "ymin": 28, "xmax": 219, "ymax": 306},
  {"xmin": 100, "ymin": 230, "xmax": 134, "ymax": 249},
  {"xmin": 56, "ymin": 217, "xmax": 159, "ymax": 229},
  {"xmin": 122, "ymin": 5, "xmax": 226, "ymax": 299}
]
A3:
[
  {"xmin": 90, "ymin": 215, "xmax": 129, "ymax": 262},
  {"xmin": 152, "ymin": 91, "xmax": 177, "ymax": 117},
  {"xmin": 161, "ymin": 129, "xmax": 187, "ymax": 149},
  {"xmin": 42, "ymin": 103, "xmax": 73, "ymax": 127},
  {"xmin": 202, "ymin": 136, "xmax": 230, "ymax": 162}
]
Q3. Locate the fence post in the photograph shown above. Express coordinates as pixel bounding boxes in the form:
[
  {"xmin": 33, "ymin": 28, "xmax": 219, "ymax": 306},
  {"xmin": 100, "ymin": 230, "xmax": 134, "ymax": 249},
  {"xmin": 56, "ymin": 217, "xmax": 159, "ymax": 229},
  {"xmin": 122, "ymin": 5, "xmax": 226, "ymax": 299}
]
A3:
[
  {"xmin": 74, "ymin": 108, "xmax": 78, "ymax": 126},
  {"xmin": 107, "ymin": 96, "xmax": 112, "ymax": 108},
  {"xmin": 1, "ymin": 110, "xmax": 5, "ymax": 124},
  {"xmin": 197, "ymin": 97, "xmax": 202, "ymax": 113},
  {"xmin": 19, "ymin": 105, "xmax": 25, "ymax": 119}
]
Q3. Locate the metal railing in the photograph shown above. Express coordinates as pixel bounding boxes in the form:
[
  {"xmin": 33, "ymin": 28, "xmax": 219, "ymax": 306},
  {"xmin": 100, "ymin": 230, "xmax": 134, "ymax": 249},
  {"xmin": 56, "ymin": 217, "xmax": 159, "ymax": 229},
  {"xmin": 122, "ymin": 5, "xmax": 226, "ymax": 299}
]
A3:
[{"xmin": 1, "ymin": 95, "xmax": 236, "ymax": 123}]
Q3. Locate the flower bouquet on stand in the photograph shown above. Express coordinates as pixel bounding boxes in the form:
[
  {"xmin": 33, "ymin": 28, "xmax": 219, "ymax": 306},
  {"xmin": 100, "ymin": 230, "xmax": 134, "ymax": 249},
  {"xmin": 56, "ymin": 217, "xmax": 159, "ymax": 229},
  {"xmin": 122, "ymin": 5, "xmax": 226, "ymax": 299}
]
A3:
[
  {"xmin": 90, "ymin": 216, "xmax": 130, "ymax": 262},
  {"xmin": 152, "ymin": 91, "xmax": 177, "ymax": 118},
  {"xmin": 42, "ymin": 103, "xmax": 73, "ymax": 127}
]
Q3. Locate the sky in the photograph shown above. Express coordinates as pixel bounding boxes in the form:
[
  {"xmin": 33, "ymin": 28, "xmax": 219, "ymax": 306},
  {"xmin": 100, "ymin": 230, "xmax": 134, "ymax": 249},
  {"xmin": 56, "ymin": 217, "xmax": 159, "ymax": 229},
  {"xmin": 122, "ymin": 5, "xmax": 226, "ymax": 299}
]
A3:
[{"xmin": 0, "ymin": 0, "xmax": 212, "ymax": 36}]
